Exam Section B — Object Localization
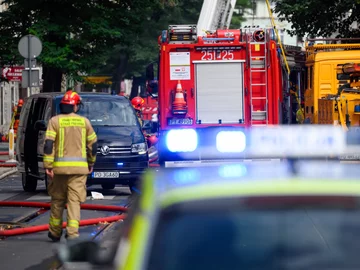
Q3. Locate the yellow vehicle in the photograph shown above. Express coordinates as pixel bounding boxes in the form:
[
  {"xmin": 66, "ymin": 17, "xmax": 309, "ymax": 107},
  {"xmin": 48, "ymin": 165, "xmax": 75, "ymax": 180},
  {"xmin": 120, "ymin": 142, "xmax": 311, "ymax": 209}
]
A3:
[
  {"xmin": 57, "ymin": 126, "xmax": 360, "ymax": 270},
  {"xmin": 304, "ymin": 38, "xmax": 360, "ymax": 124},
  {"xmin": 318, "ymin": 63, "xmax": 360, "ymax": 130}
]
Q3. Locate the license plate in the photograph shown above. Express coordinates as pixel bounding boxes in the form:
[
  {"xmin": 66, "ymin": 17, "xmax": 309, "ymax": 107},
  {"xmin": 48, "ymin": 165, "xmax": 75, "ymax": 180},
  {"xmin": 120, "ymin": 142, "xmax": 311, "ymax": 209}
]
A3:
[
  {"xmin": 168, "ymin": 118, "xmax": 193, "ymax": 125},
  {"xmin": 93, "ymin": 172, "xmax": 119, "ymax": 178}
]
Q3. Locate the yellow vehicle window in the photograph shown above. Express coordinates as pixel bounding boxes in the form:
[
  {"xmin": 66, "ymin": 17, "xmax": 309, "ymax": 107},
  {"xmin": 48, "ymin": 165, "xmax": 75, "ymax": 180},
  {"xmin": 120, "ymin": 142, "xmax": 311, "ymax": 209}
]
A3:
[{"xmin": 147, "ymin": 197, "xmax": 360, "ymax": 270}]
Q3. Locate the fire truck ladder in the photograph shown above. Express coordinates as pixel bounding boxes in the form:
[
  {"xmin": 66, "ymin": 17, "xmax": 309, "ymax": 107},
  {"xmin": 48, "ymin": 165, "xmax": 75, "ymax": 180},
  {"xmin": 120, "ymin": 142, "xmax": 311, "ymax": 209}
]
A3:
[{"xmin": 247, "ymin": 28, "xmax": 269, "ymax": 126}]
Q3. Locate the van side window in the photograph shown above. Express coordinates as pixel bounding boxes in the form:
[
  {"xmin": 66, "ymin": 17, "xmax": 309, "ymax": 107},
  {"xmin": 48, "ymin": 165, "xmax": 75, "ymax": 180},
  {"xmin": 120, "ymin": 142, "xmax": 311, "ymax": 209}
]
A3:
[
  {"xmin": 43, "ymin": 99, "xmax": 52, "ymax": 125},
  {"xmin": 30, "ymin": 98, "xmax": 48, "ymax": 126},
  {"xmin": 19, "ymin": 98, "xmax": 32, "ymax": 128}
]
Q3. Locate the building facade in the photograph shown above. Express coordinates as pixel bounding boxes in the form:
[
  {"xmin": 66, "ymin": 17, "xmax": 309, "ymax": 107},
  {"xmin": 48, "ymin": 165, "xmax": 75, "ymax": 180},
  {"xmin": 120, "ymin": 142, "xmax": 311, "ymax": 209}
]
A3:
[{"xmin": 241, "ymin": 0, "xmax": 304, "ymax": 47}]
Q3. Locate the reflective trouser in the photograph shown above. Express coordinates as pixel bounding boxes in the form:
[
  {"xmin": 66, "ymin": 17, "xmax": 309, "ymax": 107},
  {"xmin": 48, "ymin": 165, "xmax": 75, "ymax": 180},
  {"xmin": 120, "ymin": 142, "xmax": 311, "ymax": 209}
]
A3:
[{"xmin": 48, "ymin": 174, "xmax": 87, "ymax": 238}]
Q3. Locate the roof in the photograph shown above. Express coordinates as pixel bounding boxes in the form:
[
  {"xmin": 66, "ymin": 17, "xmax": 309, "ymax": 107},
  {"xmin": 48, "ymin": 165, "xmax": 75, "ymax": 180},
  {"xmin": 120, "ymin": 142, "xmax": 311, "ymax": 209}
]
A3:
[
  {"xmin": 307, "ymin": 50, "xmax": 360, "ymax": 62},
  {"xmin": 143, "ymin": 161, "xmax": 360, "ymax": 209}
]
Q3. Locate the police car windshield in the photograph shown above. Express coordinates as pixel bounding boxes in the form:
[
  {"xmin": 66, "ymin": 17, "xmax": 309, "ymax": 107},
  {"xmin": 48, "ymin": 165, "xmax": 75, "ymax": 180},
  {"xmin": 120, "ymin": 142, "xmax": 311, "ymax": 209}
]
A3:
[
  {"xmin": 147, "ymin": 197, "xmax": 360, "ymax": 270},
  {"xmin": 77, "ymin": 98, "xmax": 138, "ymax": 126}
]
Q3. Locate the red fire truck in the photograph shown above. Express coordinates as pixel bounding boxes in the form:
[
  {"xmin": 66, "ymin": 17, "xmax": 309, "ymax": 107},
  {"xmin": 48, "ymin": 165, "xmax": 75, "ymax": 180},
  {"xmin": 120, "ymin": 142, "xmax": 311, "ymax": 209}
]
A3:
[{"xmin": 148, "ymin": 25, "xmax": 290, "ymax": 166}]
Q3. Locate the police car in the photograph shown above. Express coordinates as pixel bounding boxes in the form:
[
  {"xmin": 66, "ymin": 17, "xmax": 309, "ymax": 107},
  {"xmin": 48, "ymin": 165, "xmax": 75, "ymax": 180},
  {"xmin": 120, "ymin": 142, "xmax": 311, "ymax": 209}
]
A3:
[{"xmin": 58, "ymin": 126, "xmax": 360, "ymax": 270}]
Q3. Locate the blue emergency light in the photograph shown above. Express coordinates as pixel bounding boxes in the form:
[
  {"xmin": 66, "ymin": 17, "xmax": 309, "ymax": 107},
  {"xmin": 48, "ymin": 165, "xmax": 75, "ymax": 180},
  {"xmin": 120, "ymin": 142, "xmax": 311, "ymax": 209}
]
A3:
[{"xmin": 163, "ymin": 125, "xmax": 360, "ymax": 159}]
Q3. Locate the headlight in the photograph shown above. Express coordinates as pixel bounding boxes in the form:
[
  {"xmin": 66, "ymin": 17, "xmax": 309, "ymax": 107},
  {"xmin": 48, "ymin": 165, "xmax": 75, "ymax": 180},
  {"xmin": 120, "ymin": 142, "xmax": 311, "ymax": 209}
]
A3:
[
  {"xmin": 216, "ymin": 131, "xmax": 246, "ymax": 153},
  {"xmin": 166, "ymin": 129, "xmax": 198, "ymax": 152},
  {"xmin": 131, "ymin": 143, "xmax": 147, "ymax": 154}
]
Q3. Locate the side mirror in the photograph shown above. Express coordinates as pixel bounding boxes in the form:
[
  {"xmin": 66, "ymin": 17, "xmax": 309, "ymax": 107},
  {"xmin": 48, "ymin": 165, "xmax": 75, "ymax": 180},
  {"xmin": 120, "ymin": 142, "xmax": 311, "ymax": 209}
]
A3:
[{"xmin": 34, "ymin": 120, "xmax": 47, "ymax": 131}]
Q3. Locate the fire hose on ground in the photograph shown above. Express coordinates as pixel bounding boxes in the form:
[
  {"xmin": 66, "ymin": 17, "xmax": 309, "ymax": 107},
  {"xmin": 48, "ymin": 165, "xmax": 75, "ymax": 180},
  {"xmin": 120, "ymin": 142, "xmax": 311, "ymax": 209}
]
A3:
[{"xmin": 0, "ymin": 201, "xmax": 127, "ymax": 236}]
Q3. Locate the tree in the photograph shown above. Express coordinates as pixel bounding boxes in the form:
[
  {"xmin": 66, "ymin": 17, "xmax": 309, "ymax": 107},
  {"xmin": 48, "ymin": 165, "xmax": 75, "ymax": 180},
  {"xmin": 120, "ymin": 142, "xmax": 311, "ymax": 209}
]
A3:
[
  {"xmin": 0, "ymin": 0, "xmax": 166, "ymax": 92},
  {"xmin": 98, "ymin": 0, "xmax": 204, "ymax": 93},
  {"xmin": 274, "ymin": 0, "xmax": 360, "ymax": 38},
  {"xmin": 230, "ymin": 0, "xmax": 252, "ymax": 29}
]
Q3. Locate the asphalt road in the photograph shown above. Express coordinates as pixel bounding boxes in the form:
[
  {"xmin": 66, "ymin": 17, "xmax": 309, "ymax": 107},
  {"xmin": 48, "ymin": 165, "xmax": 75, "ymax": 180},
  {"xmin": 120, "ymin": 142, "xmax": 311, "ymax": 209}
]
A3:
[{"xmin": 0, "ymin": 171, "xmax": 131, "ymax": 270}]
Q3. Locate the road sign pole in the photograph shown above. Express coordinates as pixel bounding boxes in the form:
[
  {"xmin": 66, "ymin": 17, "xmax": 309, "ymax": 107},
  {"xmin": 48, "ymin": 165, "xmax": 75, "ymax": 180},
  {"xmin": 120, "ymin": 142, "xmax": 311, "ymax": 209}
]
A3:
[
  {"xmin": 28, "ymin": 35, "xmax": 32, "ymax": 95},
  {"xmin": 18, "ymin": 34, "xmax": 42, "ymax": 94}
]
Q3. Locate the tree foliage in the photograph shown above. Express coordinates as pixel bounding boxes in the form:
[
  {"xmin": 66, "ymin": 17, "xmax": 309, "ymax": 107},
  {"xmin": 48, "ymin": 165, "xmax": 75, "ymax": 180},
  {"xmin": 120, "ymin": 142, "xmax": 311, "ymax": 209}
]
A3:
[
  {"xmin": 230, "ymin": 0, "xmax": 252, "ymax": 28},
  {"xmin": 0, "ymin": 0, "xmax": 167, "ymax": 91},
  {"xmin": 274, "ymin": 0, "xmax": 360, "ymax": 38},
  {"xmin": 101, "ymin": 0, "xmax": 203, "ymax": 81},
  {"xmin": 0, "ymin": 0, "xmax": 251, "ymax": 91}
]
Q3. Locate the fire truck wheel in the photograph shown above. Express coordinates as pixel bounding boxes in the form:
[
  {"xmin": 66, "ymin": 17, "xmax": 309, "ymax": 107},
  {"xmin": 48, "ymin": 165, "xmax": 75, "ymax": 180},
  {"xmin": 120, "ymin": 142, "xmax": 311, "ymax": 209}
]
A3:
[
  {"xmin": 22, "ymin": 173, "xmax": 38, "ymax": 192},
  {"xmin": 101, "ymin": 183, "xmax": 115, "ymax": 190}
]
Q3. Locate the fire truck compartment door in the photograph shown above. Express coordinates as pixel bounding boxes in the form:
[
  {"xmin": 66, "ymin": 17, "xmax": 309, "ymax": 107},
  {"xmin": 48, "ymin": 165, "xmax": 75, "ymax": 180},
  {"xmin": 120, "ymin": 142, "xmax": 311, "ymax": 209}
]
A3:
[{"xmin": 195, "ymin": 61, "xmax": 244, "ymax": 124}]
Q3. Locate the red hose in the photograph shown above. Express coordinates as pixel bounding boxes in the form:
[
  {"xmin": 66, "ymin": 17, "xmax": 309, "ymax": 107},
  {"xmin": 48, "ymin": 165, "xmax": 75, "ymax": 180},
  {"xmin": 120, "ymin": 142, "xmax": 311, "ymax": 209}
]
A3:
[
  {"xmin": 0, "ymin": 151, "xmax": 16, "ymax": 156},
  {"xmin": 0, "ymin": 214, "xmax": 126, "ymax": 236},
  {"xmin": 0, "ymin": 201, "xmax": 128, "ymax": 212},
  {"xmin": 149, "ymin": 157, "xmax": 158, "ymax": 163},
  {"xmin": 150, "ymin": 163, "xmax": 160, "ymax": 167},
  {"xmin": 0, "ymin": 163, "xmax": 17, "ymax": 167}
]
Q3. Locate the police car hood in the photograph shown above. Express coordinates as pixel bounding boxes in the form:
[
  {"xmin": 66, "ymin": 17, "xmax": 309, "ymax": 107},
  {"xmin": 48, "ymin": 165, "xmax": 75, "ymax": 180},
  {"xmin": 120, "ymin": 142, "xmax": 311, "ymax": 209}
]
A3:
[{"xmin": 94, "ymin": 126, "xmax": 144, "ymax": 146}]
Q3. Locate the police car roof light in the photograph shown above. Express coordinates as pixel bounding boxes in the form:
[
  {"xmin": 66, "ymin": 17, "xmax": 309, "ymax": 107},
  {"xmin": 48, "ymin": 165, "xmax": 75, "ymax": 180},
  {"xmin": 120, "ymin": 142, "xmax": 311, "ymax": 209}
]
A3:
[{"xmin": 171, "ymin": 125, "xmax": 360, "ymax": 159}]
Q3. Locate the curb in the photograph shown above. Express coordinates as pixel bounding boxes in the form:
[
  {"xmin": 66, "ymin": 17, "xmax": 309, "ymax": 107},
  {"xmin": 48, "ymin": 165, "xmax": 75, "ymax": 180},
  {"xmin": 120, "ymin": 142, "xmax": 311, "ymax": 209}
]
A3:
[{"xmin": 0, "ymin": 168, "xmax": 18, "ymax": 180}]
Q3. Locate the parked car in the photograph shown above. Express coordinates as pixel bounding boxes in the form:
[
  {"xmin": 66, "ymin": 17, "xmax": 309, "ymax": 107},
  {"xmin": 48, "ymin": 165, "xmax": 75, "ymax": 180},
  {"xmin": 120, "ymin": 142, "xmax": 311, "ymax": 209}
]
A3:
[
  {"xmin": 16, "ymin": 92, "xmax": 149, "ymax": 193},
  {"xmin": 57, "ymin": 161, "xmax": 360, "ymax": 270}
]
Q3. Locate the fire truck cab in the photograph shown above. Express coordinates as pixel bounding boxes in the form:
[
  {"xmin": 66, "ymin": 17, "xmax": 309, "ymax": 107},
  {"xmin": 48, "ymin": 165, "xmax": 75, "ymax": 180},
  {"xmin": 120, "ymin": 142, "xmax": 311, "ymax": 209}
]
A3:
[{"xmin": 156, "ymin": 25, "xmax": 288, "ymax": 166}]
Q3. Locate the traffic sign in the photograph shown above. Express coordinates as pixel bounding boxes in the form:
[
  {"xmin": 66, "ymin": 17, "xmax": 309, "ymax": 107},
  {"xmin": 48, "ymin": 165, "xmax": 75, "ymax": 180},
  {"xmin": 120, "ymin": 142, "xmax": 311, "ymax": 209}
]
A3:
[
  {"xmin": 18, "ymin": 35, "xmax": 42, "ymax": 59},
  {"xmin": 1, "ymin": 66, "xmax": 24, "ymax": 82},
  {"xmin": 21, "ymin": 69, "xmax": 40, "ymax": 88}
]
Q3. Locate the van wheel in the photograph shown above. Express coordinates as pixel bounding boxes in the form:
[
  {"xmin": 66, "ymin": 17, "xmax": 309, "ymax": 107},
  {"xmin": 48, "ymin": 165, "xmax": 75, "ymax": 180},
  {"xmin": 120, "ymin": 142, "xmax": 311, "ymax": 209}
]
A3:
[
  {"xmin": 22, "ymin": 173, "xmax": 38, "ymax": 192},
  {"xmin": 101, "ymin": 183, "xmax": 115, "ymax": 190}
]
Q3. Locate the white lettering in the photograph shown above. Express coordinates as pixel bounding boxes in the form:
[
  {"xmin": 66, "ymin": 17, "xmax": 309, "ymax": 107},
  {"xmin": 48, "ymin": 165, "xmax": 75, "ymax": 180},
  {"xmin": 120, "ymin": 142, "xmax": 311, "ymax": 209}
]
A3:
[{"xmin": 200, "ymin": 50, "xmax": 235, "ymax": 61}]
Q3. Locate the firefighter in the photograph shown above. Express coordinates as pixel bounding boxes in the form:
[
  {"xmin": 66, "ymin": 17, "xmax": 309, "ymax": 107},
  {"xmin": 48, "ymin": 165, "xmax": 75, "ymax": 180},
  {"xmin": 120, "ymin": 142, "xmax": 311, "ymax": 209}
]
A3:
[
  {"xmin": 44, "ymin": 90, "xmax": 97, "ymax": 242},
  {"xmin": 131, "ymin": 96, "xmax": 145, "ymax": 126}
]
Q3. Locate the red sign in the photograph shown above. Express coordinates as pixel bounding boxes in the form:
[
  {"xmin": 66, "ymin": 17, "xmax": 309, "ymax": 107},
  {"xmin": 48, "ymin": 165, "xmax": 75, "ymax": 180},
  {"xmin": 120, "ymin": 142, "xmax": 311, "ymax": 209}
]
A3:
[{"xmin": 1, "ymin": 66, "xmax": 24, "ymax": 82}]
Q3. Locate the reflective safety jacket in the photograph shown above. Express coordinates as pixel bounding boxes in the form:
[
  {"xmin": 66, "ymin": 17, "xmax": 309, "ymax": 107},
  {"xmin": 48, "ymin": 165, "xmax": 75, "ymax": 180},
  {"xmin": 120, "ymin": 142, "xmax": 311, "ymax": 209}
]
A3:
[{"xmin": 43, "ymin": 113, "xmax": 97, "ymax": 175}]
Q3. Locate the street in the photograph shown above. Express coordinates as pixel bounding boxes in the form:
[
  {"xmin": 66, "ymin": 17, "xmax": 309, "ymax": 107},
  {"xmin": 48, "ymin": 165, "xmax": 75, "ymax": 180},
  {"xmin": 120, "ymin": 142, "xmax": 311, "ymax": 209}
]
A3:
[{"xmin": 0, "ymin": 169, "xmax": 130, "ymax": 270}]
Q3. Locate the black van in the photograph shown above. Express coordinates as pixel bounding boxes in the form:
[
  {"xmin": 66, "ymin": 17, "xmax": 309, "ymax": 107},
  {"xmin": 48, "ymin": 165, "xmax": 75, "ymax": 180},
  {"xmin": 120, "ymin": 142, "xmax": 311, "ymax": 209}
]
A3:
[{"xmin": 16, "ymin": 92, "xmax": 149, "ymax": 193}]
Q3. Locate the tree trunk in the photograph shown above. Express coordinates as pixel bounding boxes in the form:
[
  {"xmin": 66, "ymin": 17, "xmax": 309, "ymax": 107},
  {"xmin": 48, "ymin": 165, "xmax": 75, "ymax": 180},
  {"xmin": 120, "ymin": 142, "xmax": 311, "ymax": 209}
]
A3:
[
  {"xmin": 130, "ymin": 76, "xmax": 146, "ymax": 99},
  {"xmin": 42, "ymin": 66, "xmax": 63, "ymax": 92},
  {"xmin": 111, "ymin": 53, "xmax": 129, "ymax": 94}
]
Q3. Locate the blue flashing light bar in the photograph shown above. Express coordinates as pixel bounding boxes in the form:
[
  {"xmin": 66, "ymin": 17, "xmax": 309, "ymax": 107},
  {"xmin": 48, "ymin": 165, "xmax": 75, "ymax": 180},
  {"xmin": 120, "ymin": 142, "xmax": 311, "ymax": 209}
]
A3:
[
  {"xmin": 163, "ymin": 125, "xmax": 360, "ymax": 158},
  {"xmin": 166, "ymin": 129, "xmax": 198, "ymax": 152}
]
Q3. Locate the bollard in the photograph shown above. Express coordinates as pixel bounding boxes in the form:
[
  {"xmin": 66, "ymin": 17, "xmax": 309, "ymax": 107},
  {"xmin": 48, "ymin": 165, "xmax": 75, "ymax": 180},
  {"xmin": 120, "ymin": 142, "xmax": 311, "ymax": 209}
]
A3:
[{"xmin": 6, "ymin": 129, "xmax": 16, "ymax": 163}]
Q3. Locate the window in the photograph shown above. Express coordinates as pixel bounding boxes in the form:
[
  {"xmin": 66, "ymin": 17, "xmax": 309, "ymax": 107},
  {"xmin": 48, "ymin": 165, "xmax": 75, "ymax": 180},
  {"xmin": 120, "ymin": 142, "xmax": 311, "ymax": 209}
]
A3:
[
  {"xmin": 147, "ymin": 198, "xmax": 360, "ymax": 270},
  {"xmin": 56, "ymin": 97, "xmax": 139, "ymax": 127},
  {"xmin": 28, "ymin": 98, "xmax": 47, "ymax": 128},
  {"xmin": 337, "ymin": 64, "xmax": 350, "ymax": 81},
  {"xmin": 43, "ymin": 100, "xmax": 52, "ymax": 124},
  {"xmin": 18, "ymin": 98, "xmax": 31, "ymax": 128},
  {"xmin": 308, "ymin": 66, "xmax": 314, "ymax": 89}
]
